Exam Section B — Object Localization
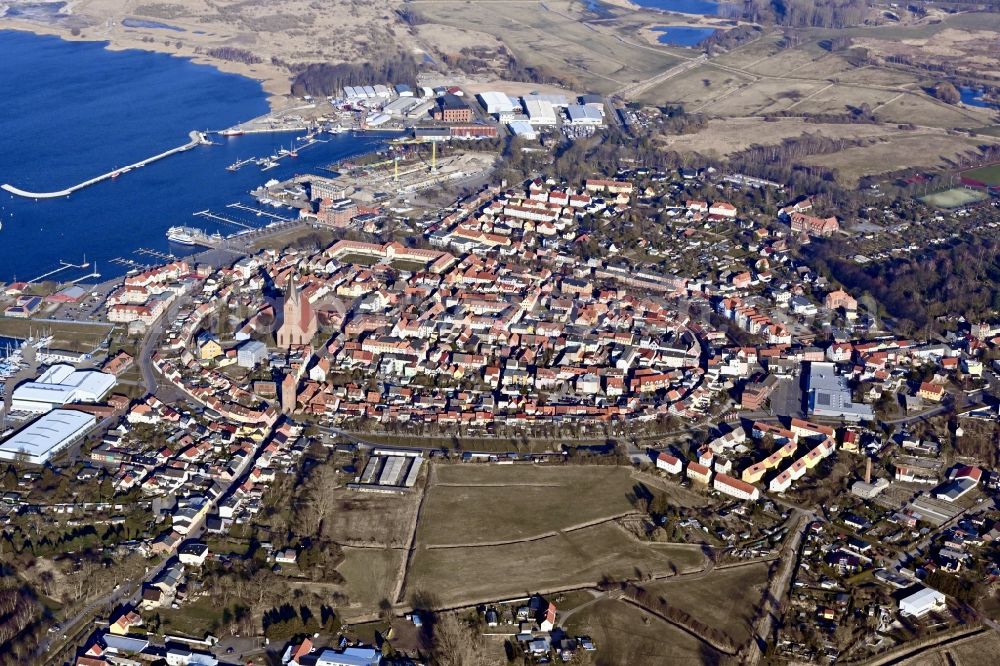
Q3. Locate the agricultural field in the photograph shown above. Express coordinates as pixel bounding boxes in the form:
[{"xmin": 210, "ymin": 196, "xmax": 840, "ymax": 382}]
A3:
[
  {"xmin": 406, "ymin": 521, "xmax": 705, "ymax": 607},
  {"xmin": 888, "ymin": 629, "xmax": 1000, "ymax": 666},
  {"xmin": 562, "ymin": 598, "xmax": 722, "ymax": 665},
  {"xmin": 920, "ymin": 188, "xmax": 990, "ymax": 210},
  {"xmin": 319, "ymin": 486, "xmax": 421, "ymax": 548},
  {"xmin": 336, "ymin": 547, "xmax": 406, "ymax": 618},
  {"xmin": 962, "ymin": 164, "xmax": 1000, "ymax": 187},
  {"xmin": 639, "ymin": 65, "xmax": 755, "ymax": 109},
  {"xmin": 706, "ymin": 79, "xmax": 828, "ymax": 117},
  {"xmin": 419, "ymin": 464, "xmax": 643, "ymax": 544},
  {"xmin": 662, "ymin": 118, "xmax": 900, "ymax": 158},
  {"xmin": 642, "ymin": 561, "xmax": 771, "ymax": 648},
  {"xmin": 411, "ymin": 0, "xmax": 680, "ymax": 94},
  {"xmin": 872, "ymin": 92, "xmax": 995, "ymax": 130},
  {"xmin": 803, "ymin": 133, "xmax": 991, "ymax": 187},
  {"xmin": 401, "ymin": 463, "xmax": 709, "ymax": 607}
]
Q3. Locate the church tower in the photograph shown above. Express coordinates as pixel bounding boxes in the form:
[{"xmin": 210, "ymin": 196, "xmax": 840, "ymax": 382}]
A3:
[
  {"xmin": 281, "ymin": 372, "xmax": 297, "ymax": 414},
  {"xmin": 276, "ymin": 273, "xmax": 318, "ymax": 349}
]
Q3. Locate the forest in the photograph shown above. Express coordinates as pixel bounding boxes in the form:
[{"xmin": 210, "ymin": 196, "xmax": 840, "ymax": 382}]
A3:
[
  {"xmin": 0, "ymin": 570, "xmax": 44, "ymax": 662},
  {"xmin": 809, "ymin": 234, "xmax": 1000, "ymax": 335},
  {"xmin": 290, "ymin": 52, "xmax": 418, "ymax": 97}
]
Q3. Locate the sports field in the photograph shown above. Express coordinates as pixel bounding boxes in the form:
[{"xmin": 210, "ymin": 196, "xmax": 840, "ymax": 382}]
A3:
[
  {"xmin": 962, "ymin": 164, "xmax": 1000, "ymax": 187},
  {"xmin": 919, "ymin": 188, "xmax": 989, "ymax": 209}
]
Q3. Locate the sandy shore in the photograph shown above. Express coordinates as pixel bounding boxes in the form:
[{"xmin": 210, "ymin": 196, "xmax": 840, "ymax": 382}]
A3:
[{"xmin": 0, "ymin": 17, "xmax": 293, "ymax": 111}]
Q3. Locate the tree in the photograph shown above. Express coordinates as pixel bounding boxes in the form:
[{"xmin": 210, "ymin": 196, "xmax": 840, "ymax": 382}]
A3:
[
  {"xmin": 934, "ymin": 82, "xmax": 961, "ymax": 105},
  {"xmin": 430, "ymin": 613, "xmax": 490, "ymax": 666}
]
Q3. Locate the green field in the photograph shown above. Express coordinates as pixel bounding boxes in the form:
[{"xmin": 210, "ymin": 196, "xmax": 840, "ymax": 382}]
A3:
[
  {"xmin": 920, "ymin": 187, "xmax": 990, "ymax": 209},
  {"xmin": 962, "ymin": 164, "xmax": 1000, "ymax": 187}
]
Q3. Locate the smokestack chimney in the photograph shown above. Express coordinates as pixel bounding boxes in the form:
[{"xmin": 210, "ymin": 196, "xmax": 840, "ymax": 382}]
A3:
[{"xmin": 864, "ymin": 457, "xmax": 872, "ymax": 485}]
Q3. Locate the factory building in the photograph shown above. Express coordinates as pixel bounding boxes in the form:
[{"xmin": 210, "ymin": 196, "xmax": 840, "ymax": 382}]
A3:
[
  {"xmin": 899, "ymin": 587, "xmax": 946, "ymax": 618},
  {"xmin": 0, "ymin": 409, "xmax": 97, "ymax": 465},
  {"xmin": 807, "ymin": 361, "xmax": 873, "ymax": 422},
  {"xmin": 432, "ymin": 94, "xmax": 474, "ymax": 123},
  {"xmin": 507, "ymin": 121, "xmax": 538, "ymax": 140},
  {"xmin": 450, "ymin": 125, "xmax": 498, "ymax": 139},
  {"xmin": 478, "ymin": 91, "xmax": 518, "ymax": 116},
  {"xmin": 523, "ymin": 99, "xmax": 557, "ymax": 126},
  {"xmin": 565, "ymin": 104, "xmax": 604, "ymax": 126},
  {"xmin": 414, "ymin": 127, "xmax": 452, "ymax": 142},
  {"xmin": 11, "ymin": 364, "xmax": 117, "ymax": 414}
]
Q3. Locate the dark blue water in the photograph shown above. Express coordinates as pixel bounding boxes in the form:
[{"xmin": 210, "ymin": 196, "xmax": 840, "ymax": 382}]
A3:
[
  {"xmin": 0, "ymin": 30, "xmax": 390, "ymax": 283},
  {"xmin": 653, "ymin": 26, "xmax": 716, "ymax": 46},
  {"xmin": 632, "ymin": 0, "xmax": 726, "ymax": 16},
  {"xmin": 959, "ymin": 86, "xmax": 1000, "ymax": 110}
]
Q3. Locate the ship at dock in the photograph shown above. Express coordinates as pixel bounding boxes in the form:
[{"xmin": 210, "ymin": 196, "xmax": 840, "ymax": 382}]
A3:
[{"xmin": 166, "ymin": 226, "xmax": 223, "ymax": 247}]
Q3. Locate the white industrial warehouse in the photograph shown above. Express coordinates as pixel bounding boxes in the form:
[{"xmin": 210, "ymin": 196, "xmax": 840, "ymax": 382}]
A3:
[
  {"xmin": 0, "ymin": 409, "xmax": 96, "ymax": 465},
  {"xmin": 898, "ymin": 586, "xmax": 946, "ymax": 617},
  {"xmin": 524, "ymin": 99, "xmax": 557, "ymax": 126},
  {"xmin": 478, "ymin": 91, "xmax": 518, "ymax": 115},
  {"xmin": 10, "ymin": 364, "xmax": 116, "ymax": 413}
]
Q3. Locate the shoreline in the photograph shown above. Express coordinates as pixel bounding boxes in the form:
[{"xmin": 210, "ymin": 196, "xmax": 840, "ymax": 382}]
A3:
[{"xmin": 0, "ymin": 19, "xmax": 292, "ymax": 112}]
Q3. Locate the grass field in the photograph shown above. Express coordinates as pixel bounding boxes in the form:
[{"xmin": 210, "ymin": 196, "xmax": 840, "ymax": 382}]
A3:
[
  {"xmin": 418, "ymin": 465, "xmax": 642, "ymax": 544},
  {"xmin": 158, "ymin": 597, "xmax": 225, "ymax": 637},
  {"xmin": 962, "ymin": 164, "xmax": 1000, "ymax": 187},
  {"xmin": 406, "ymin": 521, "xmax": 705, "ymax": 607},
  {"xmin": 320, "ymin": 487, "xmax": 421, "ymax": 548},
  {"xmin": 0, "ymin": 317, "xmax": 113, "ymax": 351},
  {"xmin": 336, "ymin": 547, "xmax": 405, "ymax": 615},
  {"xmin": 804, "ymin": 133, "xmax": 988, "ymax": 186},
  {"xmin": 414, "ymin": 0, "xmax": 680, "ymax": 94},
  {"xmin": 891, "ymin": 629, "xmax": 1000, "ymax": 666},
  {"xmin": 920, "ymin": 188, "xmax": 990, "ymax": 209},
  {"xmin": 642, "ymin": 562, "xmax": 770, "ymax": 648},
  {"xmin": 562, "ymin": 598, "xmax": 722, "ymax": 665},
  {"xmin": 663, "ymin": 118, "xmax": 898, "ymax": 158}
]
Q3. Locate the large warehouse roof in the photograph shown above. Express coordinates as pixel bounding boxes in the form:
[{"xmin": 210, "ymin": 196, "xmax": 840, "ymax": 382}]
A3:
[
  {"xmin": 0, "ymin": 409, "xmax": 96, "ymax": 465},
  {"xmin": 478, "ymin": 91, "xmax": 517, "ymax": 114},
  {"xmin": 11, "ymin": 363, "xmax": 116, "ymax": 413},
  {"xmin": 523, "ymin": 99, "xmax": 557, "ymax": 125}
]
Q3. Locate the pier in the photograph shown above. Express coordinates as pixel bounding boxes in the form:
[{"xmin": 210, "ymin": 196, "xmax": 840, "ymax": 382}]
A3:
[
  {"xmin": 194, "ymin": 210, "xmax": 257, "ymax": 230},
  {"xmin": 136, "ymin": 248, "xmax": 177, "ymax": 261},
  {"xmin": 227, "ymin": 203, "xmax": 294, "ymax": 223},
  {"xmin": 2, "ymin": 131, "xmax": 210, "ymax": 200},
  {"xmin": 109, "ymin": 257, "xmax": 151, "ymax": 270},
  {"xmin": 69, "ymin": 269, "xmax": 102, "ymax": 285},
  {"xmin": 28, "ymin": 260, "xmax": 90, "ymax": 284}
]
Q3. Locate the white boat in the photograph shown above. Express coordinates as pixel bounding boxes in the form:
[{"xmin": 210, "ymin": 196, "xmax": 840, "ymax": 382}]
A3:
[{"xmin": 166, "ymin": 226, "xmax": 197, "ymax": 245}]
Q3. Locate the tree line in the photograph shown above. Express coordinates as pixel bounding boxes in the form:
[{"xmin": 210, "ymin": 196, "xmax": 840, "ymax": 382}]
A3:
[{"xmin": 290, "ymin": 51, "xmax": 418, "ymax": 97}]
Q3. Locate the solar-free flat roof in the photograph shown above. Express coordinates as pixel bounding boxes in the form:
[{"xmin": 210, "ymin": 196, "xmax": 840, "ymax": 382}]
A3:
[{"xmin": 0, "ymin": 410, "xmax": 96, "ymax": 463}]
